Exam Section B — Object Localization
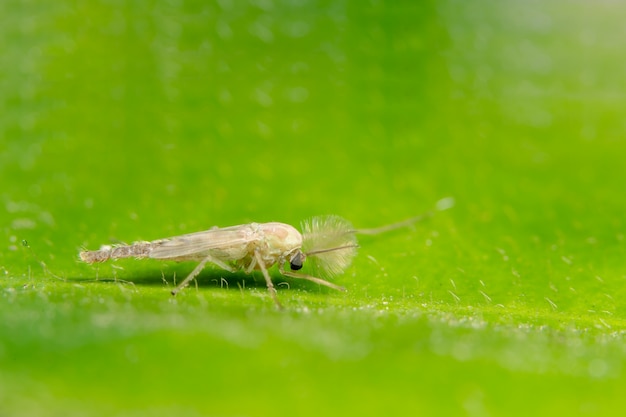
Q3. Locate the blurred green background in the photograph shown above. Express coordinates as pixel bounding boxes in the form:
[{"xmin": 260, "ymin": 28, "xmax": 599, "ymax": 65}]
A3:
[{"xmin": 1, "ymin": 0, "xmax": 625, "ymax": 416}]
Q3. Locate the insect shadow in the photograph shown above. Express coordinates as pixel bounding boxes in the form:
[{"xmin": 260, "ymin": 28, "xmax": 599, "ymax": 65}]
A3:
[{"xmin": 77, "ymin": 262, "xmax": 311, "ymax": 293}]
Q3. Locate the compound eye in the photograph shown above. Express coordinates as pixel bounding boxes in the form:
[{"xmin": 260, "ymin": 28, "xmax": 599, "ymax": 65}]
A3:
[{"xmin": 290, "ymin": 252, "xmax": 303, "ymax": 270}]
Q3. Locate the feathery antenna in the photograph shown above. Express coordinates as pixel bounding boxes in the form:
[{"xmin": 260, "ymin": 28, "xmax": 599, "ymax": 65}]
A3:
[{"xmin": 353, "ymin": 196, "xmax": 455, "ymax": 235}]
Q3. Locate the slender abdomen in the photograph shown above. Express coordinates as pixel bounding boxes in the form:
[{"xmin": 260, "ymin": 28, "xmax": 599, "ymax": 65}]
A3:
[{"xmin": 80, "ymin": 242, "xmax": 153, "ymax": 263}]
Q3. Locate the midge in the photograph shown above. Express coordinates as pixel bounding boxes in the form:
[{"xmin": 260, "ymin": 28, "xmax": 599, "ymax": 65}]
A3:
[{"xmin": 80, "ymin": 198, "xmax": 454, "ymax": 306}]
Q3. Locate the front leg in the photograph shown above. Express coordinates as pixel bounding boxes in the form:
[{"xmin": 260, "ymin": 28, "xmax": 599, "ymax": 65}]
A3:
[
  {"xmin": 279, "ymin": 264, "xmax": 346, "ymax": 292},
  {"xmin": 254, "ymin": 249, "xmax": 282, "ymax": 309}
]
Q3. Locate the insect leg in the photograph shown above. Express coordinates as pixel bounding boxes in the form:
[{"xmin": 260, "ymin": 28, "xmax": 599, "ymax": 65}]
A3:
[
  {"xmin": 279, "ymin": 265, "xmax": 346, "ymax": 292},
  {"xmin": 171, "ymin": 254, "xmax": 235, "ymax": 296},
  {"xmin": 253, "ymin": 250, "xmax": 282, "ymax": 308},
  {"xmin": 244, "ymin": 256, "xmax": 257, "ymax": 274}
]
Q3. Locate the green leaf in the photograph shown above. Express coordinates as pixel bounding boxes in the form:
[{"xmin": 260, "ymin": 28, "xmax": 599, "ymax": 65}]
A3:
[{"xmin": 2, "ymin": 1, "xmax": 625, "ymax": 416}]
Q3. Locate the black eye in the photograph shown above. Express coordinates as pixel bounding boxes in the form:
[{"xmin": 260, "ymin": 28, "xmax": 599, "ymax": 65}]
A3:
[{"xmin": 290, "ymin": 253, "xmax": 303, "ymax": 270}]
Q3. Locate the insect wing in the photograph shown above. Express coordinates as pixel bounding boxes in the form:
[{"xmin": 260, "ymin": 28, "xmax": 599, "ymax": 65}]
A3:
[{"xmin": 149, "ymin": 225, "xmax": 253, "ymax": 260}]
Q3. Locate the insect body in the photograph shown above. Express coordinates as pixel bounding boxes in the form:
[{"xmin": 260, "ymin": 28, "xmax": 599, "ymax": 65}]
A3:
[
  {"xmin": 79, "ymin": 198, "xmax": 454, "ymax": 307},
  {"xmin": 80, "ymin": 216, "xmax": 358, "ymax": 307}
]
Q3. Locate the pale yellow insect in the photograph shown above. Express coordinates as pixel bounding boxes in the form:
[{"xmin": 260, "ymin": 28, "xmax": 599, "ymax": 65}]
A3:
[{"xmin": 80, "ymin": 198, "xmax": 454, "ymax": 307}]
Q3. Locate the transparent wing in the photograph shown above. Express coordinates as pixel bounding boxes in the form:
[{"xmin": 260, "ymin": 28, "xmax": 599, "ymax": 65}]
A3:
[
  {"xmin": 149, "ymin": 225, "xmax": 253, "ymax": 260},
  {"xmin": 301, "ymin": 215, "xmax": 358, "ymax": 277}
]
